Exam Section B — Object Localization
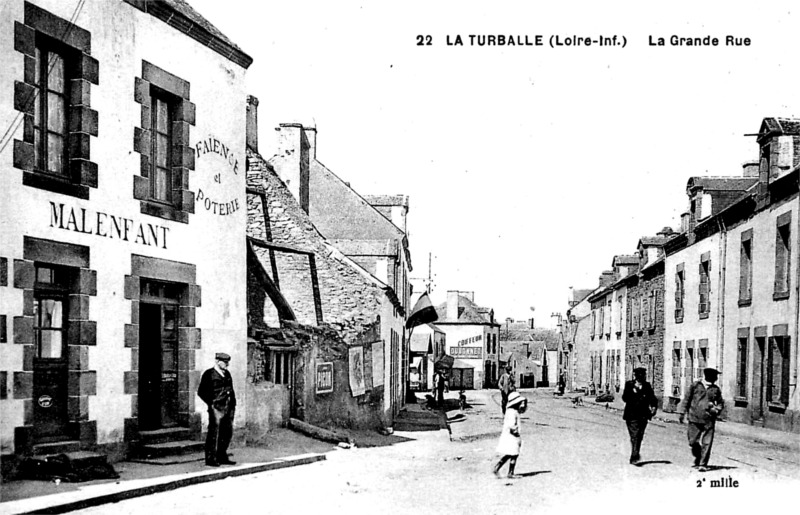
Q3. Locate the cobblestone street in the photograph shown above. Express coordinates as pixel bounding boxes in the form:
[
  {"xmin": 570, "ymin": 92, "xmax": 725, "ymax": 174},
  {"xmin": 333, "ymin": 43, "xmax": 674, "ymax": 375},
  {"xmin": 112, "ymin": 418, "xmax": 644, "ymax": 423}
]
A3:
[{"xmin": 75, "ymin": 389, "xmax": 800, "ymax": 515}]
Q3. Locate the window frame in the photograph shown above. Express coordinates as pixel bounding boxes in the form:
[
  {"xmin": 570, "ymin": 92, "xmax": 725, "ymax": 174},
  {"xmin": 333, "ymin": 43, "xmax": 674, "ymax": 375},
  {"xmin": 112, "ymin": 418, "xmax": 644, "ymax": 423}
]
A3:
[
  {"xmin": 774, "ymin": 213, "xmax": 791, "ymax": 300},
  {"xmin": 739, "ymin": 230, "xmax": 753, "ymax": 306}
]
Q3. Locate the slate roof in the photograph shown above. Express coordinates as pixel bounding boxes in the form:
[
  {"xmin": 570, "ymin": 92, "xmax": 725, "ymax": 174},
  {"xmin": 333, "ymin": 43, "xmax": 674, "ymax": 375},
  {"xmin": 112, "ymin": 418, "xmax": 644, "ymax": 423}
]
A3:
[
  {"xmin": 125, "ymin": 0, "xmax": 252, "ymax": 68},
  {"xmin": 759, "ymin": 117, "xmax": 800, "ymax": 140},
  {"xmin": 434, "ymin": 295, "xmax": 495, "ymax": 324},
  {"xmin": 686, "ymin": 176, "xmax": 758, "ymax": 192},
  {"xmin": 640, "ymin": 235, "xmax": 671, "ymax": 246},
  {"xmin": 613, "ymin": 254, "xmax": 639, "ymax": 266}
]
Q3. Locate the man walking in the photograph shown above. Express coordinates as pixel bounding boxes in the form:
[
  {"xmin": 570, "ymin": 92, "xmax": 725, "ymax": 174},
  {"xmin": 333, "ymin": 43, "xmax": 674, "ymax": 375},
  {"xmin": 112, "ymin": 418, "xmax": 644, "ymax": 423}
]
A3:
[
  {"xmin": 498, "ymin": 365, "xmax": 515, "ymax": 414},
  {"xmin": 622, "ymin": 367, "xmax": 658, "ymax": 465},
  {"xmin": 679, "ymin": 368, "xmax": 725, "ymax": 471},
  {"xmin": 198, "ymin": 352, "xmax": 237, "ymax": 467}
]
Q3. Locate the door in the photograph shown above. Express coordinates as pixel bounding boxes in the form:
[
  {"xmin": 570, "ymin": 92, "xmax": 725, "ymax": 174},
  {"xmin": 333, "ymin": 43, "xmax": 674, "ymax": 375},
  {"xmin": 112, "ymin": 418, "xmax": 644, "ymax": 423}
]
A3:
[
  {"xmin": 139, "ymin": 302, "xmax": 180, "ymax": 429},
  {"xmin": 33, "ymin": 295, "xmax": 69, "ymax": 441}
]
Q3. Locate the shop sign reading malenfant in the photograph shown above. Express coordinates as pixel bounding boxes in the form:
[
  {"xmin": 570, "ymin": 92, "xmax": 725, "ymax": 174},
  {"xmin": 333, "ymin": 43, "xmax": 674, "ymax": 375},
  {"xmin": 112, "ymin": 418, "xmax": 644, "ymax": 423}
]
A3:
[{"xmin": 49, "ymin": 201, "xmax": 170, "ymax": 249}]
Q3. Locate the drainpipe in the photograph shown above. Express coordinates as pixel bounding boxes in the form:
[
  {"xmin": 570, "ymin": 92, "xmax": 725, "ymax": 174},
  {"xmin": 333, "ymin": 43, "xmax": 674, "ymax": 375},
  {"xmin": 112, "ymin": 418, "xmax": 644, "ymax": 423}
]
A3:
[
  {"xmin": 793, "ymin": 202, "xmax": 800, "ymax": 388},
  {"xmin": 716, "ymin": 217, "xmax": 727, "ymax": 378}
]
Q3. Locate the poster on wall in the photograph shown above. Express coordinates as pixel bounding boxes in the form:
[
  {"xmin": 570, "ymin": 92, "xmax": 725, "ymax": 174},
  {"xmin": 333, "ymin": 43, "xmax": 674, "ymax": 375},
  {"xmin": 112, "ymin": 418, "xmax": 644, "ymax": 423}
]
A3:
[
  {"xmin": 363, "ymin": 344, "xmax": 373, "ymax": 391},
  {"xmin": 316, "ymin": 362, "xmax": 334, "ymax": 394},
  {"xmin": 372, "ymin": 341, "xmax": 384, "ymax": 387},
  {"xmin": 348, "ymin": 346, "xmax": 366, "ymax": 396}
]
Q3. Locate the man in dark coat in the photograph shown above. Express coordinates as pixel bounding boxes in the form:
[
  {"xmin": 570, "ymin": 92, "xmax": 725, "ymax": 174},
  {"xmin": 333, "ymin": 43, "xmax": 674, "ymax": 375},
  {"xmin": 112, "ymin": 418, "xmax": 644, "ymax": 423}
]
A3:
[
  {"xmin": 622, "ymin": 367, "xmax": 658, "ymax": 465},
  {"xmin": 498, "ymin": 365, "xmax": 515, "ymax": 414},
  {"xmin": 197, "ymin": 352, "xmax": 236, "ymax": 467},
  {"xmin": 679, "ymin": 368, "xmax": 725, "ymax": 471}
]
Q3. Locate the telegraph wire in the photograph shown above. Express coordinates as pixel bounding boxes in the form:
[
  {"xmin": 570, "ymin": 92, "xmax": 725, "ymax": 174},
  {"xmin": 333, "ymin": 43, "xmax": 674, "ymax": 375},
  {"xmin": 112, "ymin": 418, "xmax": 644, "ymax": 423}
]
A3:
[{"xmin": 0, "ymin": 0, "xmax": 88, "ymax": 158}]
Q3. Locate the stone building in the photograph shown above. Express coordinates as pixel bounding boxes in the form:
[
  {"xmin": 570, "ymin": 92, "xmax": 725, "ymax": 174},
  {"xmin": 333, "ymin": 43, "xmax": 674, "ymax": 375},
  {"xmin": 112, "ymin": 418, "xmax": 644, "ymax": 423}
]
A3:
[
  {"xmin": 619, "ymin": 229, "xmax": 675, "ymax": 407},
  {"xmin": 244, "ymin": 104, "xmax": 406, "ymax": 432},
  {"xmin": 433, "ymin": 291, "xmax": 500, "ymax": 389},
  {"xmin": 409, "ymin": 322, "xmax": 445, "ymax": 391},
  {"xmin": 266, "ymin": 124, "xmax": 412, "ymax": 413},
  {"xmin": 0, "ymin": 0, "xmax": 252, "ymax": 464}
]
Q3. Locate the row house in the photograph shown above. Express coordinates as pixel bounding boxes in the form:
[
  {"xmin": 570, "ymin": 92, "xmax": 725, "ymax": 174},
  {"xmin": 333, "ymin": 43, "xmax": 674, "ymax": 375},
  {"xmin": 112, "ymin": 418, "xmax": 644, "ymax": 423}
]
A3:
[
  {"xmin": 587, "ymin": 255, "xmax": 638, "ymax": 394},
  {"xmin": 663, "ymin": 175, "xmax": 759, "ymax": 411},
  {"xmin": 433, "ymin": 291, "xmax": 500, "ymax": 389},
  {"xmin": 618, "ymin": 229, "xmax": 674, "ymax": 407},
  {"xmin": 245, "ymin": 105, "xmax": 409, "ymax": 431},
  {"xmin": 564, "ymin": 288, "xmax": 595, "ymax": 391},
  {"xmin": 663, "ymin": 117, "xmax": 799, "ymax": 433},
  {"xmin": 1, "ymin": 0, "xmax": 252, "ymax": 464}
]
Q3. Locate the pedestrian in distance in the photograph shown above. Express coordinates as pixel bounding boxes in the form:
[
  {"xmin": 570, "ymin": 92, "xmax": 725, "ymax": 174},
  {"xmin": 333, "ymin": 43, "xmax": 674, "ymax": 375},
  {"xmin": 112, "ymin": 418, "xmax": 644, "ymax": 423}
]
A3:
[
  {"xmin": 622, "ymin": 367, "xmax": 658, "ymax": 465},
  {"xmin": 679, "ymin": 367, "xmax": 725, "ymax": 472},
  {"xmin": 498, "ymin": 365, "xmax": 515, "ymax": 414},
  {"xmin": 197, "ymin": 352, "xmax": 237, "ymax": 467},
  {"xmin": 492, "ymin": 391, "xmax": 527, "ymax": 479},
  {"xmin": 458, "ymin": 388, "xmax": 467, "ymax": 410}
]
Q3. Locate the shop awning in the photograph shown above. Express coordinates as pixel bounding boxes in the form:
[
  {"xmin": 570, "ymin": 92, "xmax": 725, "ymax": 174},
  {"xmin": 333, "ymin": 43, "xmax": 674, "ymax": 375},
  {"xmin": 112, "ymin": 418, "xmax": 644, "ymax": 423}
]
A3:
[
  {"xmin": 434, "ymin": 354, "xmax": 454, "ymax": 369},
  {"xmin": 452, "ymin": 359, "xmax": 474, "ymax": 369}
]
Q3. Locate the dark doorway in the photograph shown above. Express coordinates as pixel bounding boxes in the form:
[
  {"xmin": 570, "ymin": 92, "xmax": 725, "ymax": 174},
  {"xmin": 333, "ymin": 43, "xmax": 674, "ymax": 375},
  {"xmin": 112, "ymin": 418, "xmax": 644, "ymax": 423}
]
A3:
[
  {"xmin": 139, "ymin": 280, "xmax": 182, "ymax": 430},
  {"xmin": 32, "ymin": 265, "xmax": 70, "ymax": 442}
]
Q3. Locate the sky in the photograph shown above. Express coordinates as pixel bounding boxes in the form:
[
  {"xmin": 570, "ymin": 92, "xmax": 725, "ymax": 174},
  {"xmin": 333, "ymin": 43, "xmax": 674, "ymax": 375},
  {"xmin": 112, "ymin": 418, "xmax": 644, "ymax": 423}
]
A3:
[{"xmin": 190, "ymin": 0, "xmax": 800, "ymax": 327}]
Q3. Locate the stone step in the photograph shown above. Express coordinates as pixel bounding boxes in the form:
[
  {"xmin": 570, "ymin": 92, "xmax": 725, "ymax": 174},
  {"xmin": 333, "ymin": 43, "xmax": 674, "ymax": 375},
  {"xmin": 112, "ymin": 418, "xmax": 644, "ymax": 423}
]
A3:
[
  {"xmin": 29, "ymin": 450, "xmax": 108, "ymax": 468},
  {"xmin": 393, "ymin": 420, "xmax": 444, "ymax": 431},
  {"xmin": 128, "ymin": 452, "xmax": 206, "ymax": 466},
  {"xmin": 397, "ymin": 410, "xmax": 441, "ymax": 420},
  {"xmin": 138, "ymin": 440, "xmax": 205, "ymax": 459},
  {"xmin": 138, "ymin": 427, "xmax": 192, "ymax": 445},
  {"xmin": 32, "ymin": 440, "xmax": 81, "ymax": 456}
]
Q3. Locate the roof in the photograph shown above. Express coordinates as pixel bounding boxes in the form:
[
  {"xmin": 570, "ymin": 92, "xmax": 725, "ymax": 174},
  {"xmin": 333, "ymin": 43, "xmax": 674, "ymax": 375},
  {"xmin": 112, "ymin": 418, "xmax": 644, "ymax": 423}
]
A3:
[
  {"xmin": 686, "ymin": 176, "xmax": 758, "ymax": 193},
  {"xmin": 612, "ymin": 254, "xmax": 639, "ymax": 266},
  {"xmin": 640, "ymin": 235, "xmax": 673, "ymax": 247},
  {"xmin": 434, "ymin": 295, "xmax": 495, "ymax": 324},
  {"xmin": 123, "ymin": 0, "xmax": 252, "ymax": 69},
  {"xmin": 362, "ymin": 195, "xmax": 409, "ymax": 208},
  {"xmin": 410, "ymin": 333, "xmax": 432, "ymax": 353},
  {"xmin": 758, "ymin": 117, "xmax": 800, "ymax": 142},
  {"xmin": 452, "ymin": 359, "xmax": 474, "ymax": 369}
]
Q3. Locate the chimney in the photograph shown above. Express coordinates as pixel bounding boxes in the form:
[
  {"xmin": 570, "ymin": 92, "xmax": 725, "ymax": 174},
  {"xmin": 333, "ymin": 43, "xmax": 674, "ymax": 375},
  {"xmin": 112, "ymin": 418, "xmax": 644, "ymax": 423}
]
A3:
[
  {"xmin": 273, "ymin": 123, "xmax": 310, "ymax": 213},
  {"xmin": 598, "ymin": 271, "xmax": 614, "ymax": 288},
  {"xmin": 246, "ymin": 95, "xmax": 259, "ymax": 153},
  {"xmin": 447, "ymin": 291, "xmax": 459, "ymax": 321},
  {"xmin": 680, "ymin": 212, "xmax": 690, "ymax": 233},
  {"xmin": 463, "ymin": 291, "xmax": 475, "ymax": 302},
  {"xmin": 303, "ymin": 126, "xmax": 317, "ymax": 160},
  {"xmin": 657, "ymin": 226, "xmax": 674, "ymax": 238},
  {"xmin": 742, "ymin": 160, "xmax": 759, "ymax": 177}
]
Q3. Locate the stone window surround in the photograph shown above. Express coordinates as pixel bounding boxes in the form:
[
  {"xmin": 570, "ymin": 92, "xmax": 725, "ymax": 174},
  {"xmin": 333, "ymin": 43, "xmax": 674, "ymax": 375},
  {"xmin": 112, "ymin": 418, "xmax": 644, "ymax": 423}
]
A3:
[
  {"xmin": 122, "ymin": 254, "xmax": 202, "ymax": 443},
  {"xmin": 738, "ymin": 229, "xmax": 753, "ymax": 307},
  {"xmin": 13, "ymin": 1, "xmax": 99, "ymax": 200},
  {"xmin": 133, "ymin": 61, "xmax": 196, "ymax": 224},
  {"xmin": 12, "ymin": 236, "xmax": 98, "ymax": 455}
]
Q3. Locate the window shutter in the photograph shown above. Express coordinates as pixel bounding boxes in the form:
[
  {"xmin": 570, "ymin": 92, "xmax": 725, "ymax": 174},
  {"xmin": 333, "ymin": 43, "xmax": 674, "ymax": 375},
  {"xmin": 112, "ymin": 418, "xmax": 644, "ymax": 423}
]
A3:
[{"xmin": 626, "ymin": 295, "xmax": 631, "ymax": 332}]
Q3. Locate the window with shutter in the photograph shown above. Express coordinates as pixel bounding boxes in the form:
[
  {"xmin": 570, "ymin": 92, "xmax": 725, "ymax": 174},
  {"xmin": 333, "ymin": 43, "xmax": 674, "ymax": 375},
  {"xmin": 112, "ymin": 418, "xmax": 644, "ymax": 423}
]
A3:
[
  {"xmin": 774, "ymin": 214, "xmax": 791, "ymax": 299},
  {"xmin": 698, "ymin": 259, "xmax": 710, "ymax": 317},
  {"xmin": 736, "ymin": 336, "xmax": 748, "ymax": 398},
  {"xmin": 675, "ymin": 266, "xmax": 685, "ymax": 322},
  {"xmin": 739, "ymin": 231, "xmax": 753, "ymax": 305}
]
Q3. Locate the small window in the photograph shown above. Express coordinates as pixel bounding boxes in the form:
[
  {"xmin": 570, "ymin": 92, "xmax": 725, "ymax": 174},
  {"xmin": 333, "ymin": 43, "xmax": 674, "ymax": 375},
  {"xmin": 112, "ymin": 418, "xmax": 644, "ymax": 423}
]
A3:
[
  {"xmin": 33, "ymin": 38, "xmax": 72, "ymax": 177},
  {"xmin": 774, "ymin": 220, "xmax": 791, "ymax": 298},
  {"xmin": 675, "ymin": 268, "xmax": 685, "ymax": 322},
  {"xmin": 698, "ymin": 259, "xmax": 711, "ymax": 317},
  {"xmin": 268, "ymin": 350, "xmax": 294, "ymax": 385},
  {"xmin": 150, "ymin": 91, "xmax": 175, "ymax": 204},
  {"xmin": 739, "ymin": 236, "xmax": 753, "ymax": 303}
]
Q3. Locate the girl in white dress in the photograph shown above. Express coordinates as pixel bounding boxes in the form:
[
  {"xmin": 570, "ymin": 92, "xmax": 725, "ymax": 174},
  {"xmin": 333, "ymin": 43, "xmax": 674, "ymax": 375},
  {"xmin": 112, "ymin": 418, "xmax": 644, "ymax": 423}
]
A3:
[{"xmin": 492, "ymin": 391, "xmax": 527, "ymax": 478}]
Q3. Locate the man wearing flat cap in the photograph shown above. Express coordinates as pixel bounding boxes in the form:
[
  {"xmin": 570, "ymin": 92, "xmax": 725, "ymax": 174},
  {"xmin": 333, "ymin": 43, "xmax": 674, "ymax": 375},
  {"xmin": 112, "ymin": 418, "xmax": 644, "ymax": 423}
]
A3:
[
  {"xmin": 622, "ymin": 367, "xmax": 658, "ymax": 465},
  {"xmin": 679, "ymin": 367, "xmax": 725, "ymax": 471},
  {"xmin": 198, "ymin": 352, "xmax": 236, "ymax": 466}
]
